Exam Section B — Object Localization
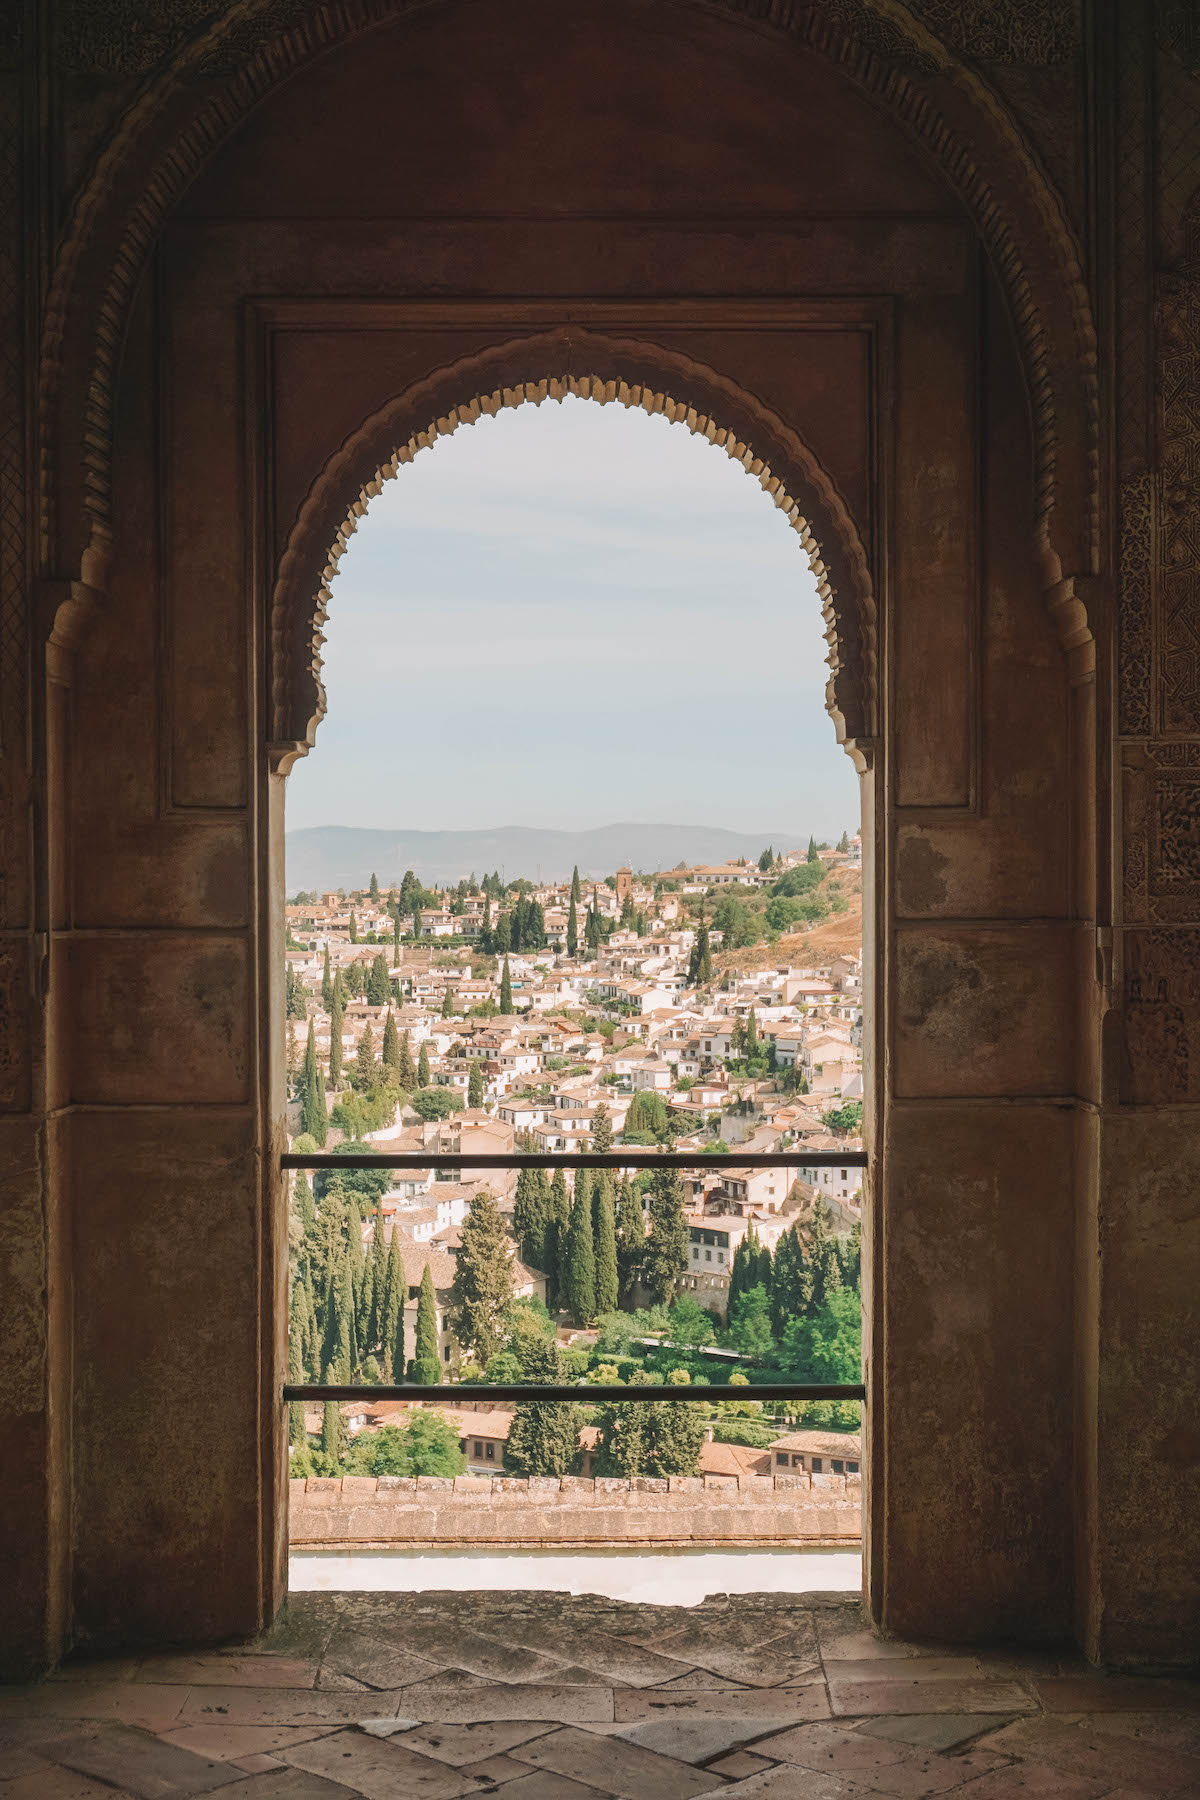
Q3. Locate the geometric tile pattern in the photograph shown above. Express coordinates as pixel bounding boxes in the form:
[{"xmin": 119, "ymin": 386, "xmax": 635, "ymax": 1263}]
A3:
[{"xmin": 2, "ymin": 1592, "xmax": 1200, "ymax": 1796}]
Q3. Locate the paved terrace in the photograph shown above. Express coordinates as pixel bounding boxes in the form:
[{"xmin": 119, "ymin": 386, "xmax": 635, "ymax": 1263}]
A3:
[{"xmin": 2, "ymin": 1591, "xmax": 1199, "ymax": 1797}]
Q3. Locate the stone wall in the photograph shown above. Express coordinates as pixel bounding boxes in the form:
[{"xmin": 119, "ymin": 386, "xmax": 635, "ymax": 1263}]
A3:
[{"xmin": 288, "ymin": 1473, "xmax": 862, "ymax": 1548}]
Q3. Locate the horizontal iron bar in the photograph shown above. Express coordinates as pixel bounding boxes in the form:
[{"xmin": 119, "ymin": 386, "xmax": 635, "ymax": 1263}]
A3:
[
  {"xmin": 285, "ymin": 1383, "xmax": 865, "ymax": 1404},
  {"xmin": 282, "ymin": 1152, "xmax": 867, "ymax": 1171}
]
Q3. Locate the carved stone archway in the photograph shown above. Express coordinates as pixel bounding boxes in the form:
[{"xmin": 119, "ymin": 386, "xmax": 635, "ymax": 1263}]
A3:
[{"xmin": 267, "ymin": 330, "xmax": 878, "ymax": 776}]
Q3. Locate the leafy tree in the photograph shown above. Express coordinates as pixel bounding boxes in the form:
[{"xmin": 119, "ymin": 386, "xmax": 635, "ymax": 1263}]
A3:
[
  {"xmin": 484, "ymin": 1350, "xmax": 524, "ymax": 1385},
  {"xmin": 781, "ymin": 1285, "xmax": 861, "ymax": 1384},
  {"xmin": 666, "ymin": 1294, "xmax": 716, "ymax": 1347},
  {"xmin": 593, "ymin": 1176, "xmax": 619, "ymax": 1317},
  {"xmin": 409, "ymin": 1263, "xmax": 442, "ymax": 1384},
  {"xmin": 504, "ymin": 1338, "xmax": 583, "ymax": 1477},
  {"xmin": 345, "ymin": 1415, "xmax": 465, "ymax": 1477},
  {"xmin": 565, "ymin": 1169, "xmax": 597, "ymax": 1324},
  {"xmin": 641, "ymin": 1169, "xmax": 689, "ymax": 1306},
  {"xmin": 417, "ymin": 1042, "xmax": 430, "ymax": 1088},
  {"xmin": 468, "ymin": 1058, "xmax": 485, "ymax": 1108},
  {"xmin": 594, "ymin": 1378, "xmax": 704, "ymax": 1477},
  {"xmin": 822, "ymin": 1101, "xmax": 863, "ymax": 1135},
  {"xmin": 352, "ymin": 1022, "xmax": 378, "ymax": 1091},
  {"xmin": 616, "ymin": 1178, "xmax": 645, "ymax": 1308},
  {"xmin": 729, "ymin": 1284, "xmax": 775, "ymax": 1357},
  {"xmin": 499, "ymin": 955, "xmax": 513, "ymax": 1015},
  {"xmin": 410, "ymin": 1086, "xmax": 463, "ymax": 1121},
  {"xmin": 625, "ymin": 1089, "xmax": 669, "ymax": 1140},
  {"xmin": 449, "ymin": 1189, "xmax": 514, "ymax": 1363}
]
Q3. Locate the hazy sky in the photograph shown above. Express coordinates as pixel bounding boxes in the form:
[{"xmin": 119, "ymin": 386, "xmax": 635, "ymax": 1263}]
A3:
[{"xmin": 286, "ymin": 395, "xmax": 860, "ymax": 840}]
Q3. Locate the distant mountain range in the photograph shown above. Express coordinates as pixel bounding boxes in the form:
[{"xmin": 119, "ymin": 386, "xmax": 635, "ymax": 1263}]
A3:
[{"xmin": 285, "ymin": 823, "xmax": 807, "ymax": 893}]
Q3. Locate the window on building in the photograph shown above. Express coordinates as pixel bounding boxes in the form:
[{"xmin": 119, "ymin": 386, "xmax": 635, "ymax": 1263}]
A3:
[
  {"xmin": 474, "ymin": 1441, "xmax": 483, "ymax": 1456},
  {"xmin": 848, "ymin": 1461, "xmax": 860, "ymax": 1474},
  {"xmin": 486, "ymin": 1443, "xmax": 495, "ymax": 1460},
  {"xmin": 812, "ymin": 1458, "xmax": 823, "ymax": 1473},
  {"xmin": 776, "ymin": 1453, "xmax": 788, "ymax": 1467},
  {"xmin": 832, "ymin": 1459, "xmax": 844, "ymax": 1473}
]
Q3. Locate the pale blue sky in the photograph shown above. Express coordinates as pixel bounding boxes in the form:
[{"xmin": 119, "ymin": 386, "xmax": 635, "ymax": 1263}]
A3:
[{"xmin": 286, "ymin": 395, "xmax": 860, "ymax": 839}]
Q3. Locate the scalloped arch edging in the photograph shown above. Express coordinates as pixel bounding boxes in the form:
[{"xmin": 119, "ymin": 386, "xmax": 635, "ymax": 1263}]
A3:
[{"xmin": 269, "ymin": 365, "xmax": 876, "ymax": 776}]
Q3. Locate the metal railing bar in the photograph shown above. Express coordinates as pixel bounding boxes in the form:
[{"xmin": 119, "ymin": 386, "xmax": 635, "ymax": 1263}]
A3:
[
  {"xmin": 285, "ymin": 1383, "xmax": 865, "ymax": 1404},
  {"xmin": 283, "ymin": 1151, "xmax": 868, "ymax": 1171}
]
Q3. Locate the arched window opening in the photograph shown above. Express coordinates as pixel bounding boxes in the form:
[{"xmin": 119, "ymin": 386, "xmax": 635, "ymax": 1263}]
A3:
[{"xmin": 281, "ymin": 390, "xmax": 867, "ymax": 1600}]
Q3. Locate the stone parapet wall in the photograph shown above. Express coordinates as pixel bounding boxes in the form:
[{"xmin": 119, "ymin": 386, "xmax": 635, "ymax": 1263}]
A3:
[{"xmin": 289, "ymin": 1472, "xmax": 862, "ymax": 1547}]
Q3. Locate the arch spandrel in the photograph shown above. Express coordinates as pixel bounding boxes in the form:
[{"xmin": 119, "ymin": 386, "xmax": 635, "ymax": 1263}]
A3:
[
  {"xmin": 266, "ymin": 332, "xmax": 878, "ymax": 777},
  {"xmin": 41, "ymin": 0, "xmax": 1096, "ymax": 650}
]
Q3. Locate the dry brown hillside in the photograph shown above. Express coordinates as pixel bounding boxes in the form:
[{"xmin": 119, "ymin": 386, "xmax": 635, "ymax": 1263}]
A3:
[{"xmin": 715, "ymin": 866, "xmax": 863, "ymax": 973}]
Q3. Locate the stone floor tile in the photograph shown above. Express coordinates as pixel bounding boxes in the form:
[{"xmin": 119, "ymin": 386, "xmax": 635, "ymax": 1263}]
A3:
[
  {"xmin": 0, "ymin": 1770, "xmax": 142, "ymax": 1799},
  {"xmin": 0, "ymin": 1742, "xmax": 58, "ymax": 1779},
  {"xmin": 156, "ymin": 1726, "xmax": 343, "ymax": 1761},
  {"xmin": 705, "ymin": 1753, "xmax": 777, "ymax": 1779},
  {"xmin": 932, "ymin": 1763, "xmax": 1110, "ymax": 1798},
  {"xmin": 644, "ymin": 1620, "xmax": 820, "ymax": 1688},
  {"xmin": 838, "ymin": 1750, "xmax": 1009, "ymax": 1796},
  {"xmin": 194, "ymin": 1773, "xmax": 360, "ymax": 1799},
  {"xmin": 822, "ymin": 1660, "xmax": 985, "ymax": 1684},
  {"xmin": 751, "ymin": 1722, "xmax": 909, "ymax": 1773},
  {"xmin": 412, "ymin": 1625, "xmax": 585, "ymax": 1685},
  {"xmin": 231, "ymin": 1752, "xmax": 287, "ymax": 1773},
  {"xmin": 49, "ymin": 1656, "xmax": 144, "ymax": 1684},
  {"xmin": 828, "ymin": 1679, "xmax": 1035, "ymax": 1718},
  {"xmin": 511, "ymin": 1723, "xmax": 723, "ymax": 1798},
  {"xmin": 819, "ymin": 1633, "xmax": 920, "ymax": 1666},
  {"xmin": 135, "ymin": 1656, "xmax": 319, "ymax": 1690},
  {"xmin": 689, "ymin": 1768, "xmax": 868, "ymax": 1798},
  {"xmin": 321, "ymin": 1627, "xmax": 445, "ymax": 1691},
  {"xmin": 43, "ymin": 1724, "xmax": 246, "ymax": 1796},
  {"xmin": 654, "ymin": 1671, "xmax": 753, "ymax": 1692},
  {"xmin": 282, "ymin": 1727, "xmax": 489, "ymax": 1797},
  {"xmin": 614, "ymin": 1687, "xmax": 830, "ymax": 1726},
  {"xmin": 487, "ymin": 1773, "xmax": 615, "ymax": 1800},
  {"xmin": 0, "ymin": 1682, "xmax": 191, "ymax": 1730},
  {"xmin": 398, "ymin": 1721, "xmax": 558, "ymax": 1765},
  {"xmin": 509, "ymin": 1625, "xmax": 699, "ymax": 1689},
  {"xmin": 857, "ymin": 1715, "xmax": 1014, "ymax": 1752},
  {"xmin": 1037, "ymin": 1676, "xmax": 1200, "ymax": 1713},
  {"xmin": 605, "ymin": 1717, "xmax": 770, "ymax": 1763},
  {"xmin": 180, "ymin": 1687, "xmax": 411, "ymax": 1726},
  {"xmin": 968, "ymin": 1715, "xmax": 1200, "ymax": 1791},
  {"xmin": 461, "ymin": 1751, "xmax": 537, "ymax": 1782},
  {"xmin": 396, "ymin": 1680, "xmax": 615, "ymax": 1725},
  {"xmin": 1081, "ymin": 1710, "xmax": 1200, "ymax": 1753},
  {"xmin": 315, "ymin": 1670, "xmax": 373, "ymax": 1692}
]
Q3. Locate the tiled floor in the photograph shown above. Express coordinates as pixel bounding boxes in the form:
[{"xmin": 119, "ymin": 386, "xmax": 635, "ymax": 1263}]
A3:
[{"xmin": 2, "ymin": 1592, "xmax": 1199, "ymax": 1797}]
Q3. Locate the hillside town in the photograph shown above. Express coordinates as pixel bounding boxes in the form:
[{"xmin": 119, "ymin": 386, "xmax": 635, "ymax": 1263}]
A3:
[{"xmin": 285, "ymin": 838, "xmax": 864, "ymax": 1483}]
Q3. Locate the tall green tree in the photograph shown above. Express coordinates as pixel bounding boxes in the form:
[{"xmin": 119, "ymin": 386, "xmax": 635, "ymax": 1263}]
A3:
[
  {"xmin": 377, "ymin": 1229, "xmax": 403, "ymax": 1378},
  {"xmin": 729, "ymin": 1283, "xmax": 775, "ymax": 1357},
  {"xmin": 410, "ymin": 1263, "xmax": 442, "ymax": 1384},
  {"xmin": 513, "ymin": 1166, "xmax": 551, "ymax": 1271},
  {"xmin": 294, "ymin": 1169, "xmax": 317, "ymax": 1236},
  {"xmin": 366, "ymin": 953, "xmax": 390, "ymax": 1006},
  {"xmin": 592, "ymin": 1101, "xmax": 613, "ymax": 1154},
  {"xmin": 807, "ymin": 836, "xmax": 819, "ymax": 864},
  {"xmin": 546, "ymin": 1167, "xmax": 570, "ymax": 1307},
  {"xmin": 449, "ymin": 1189, "xmax": 514, "ymax": 1363},
  {"xmin": 300, "ymin": 1021, "xmax": 328, "ymax": 1145},
  {"xmin": 616, "ymin": 1178, "xmax": 644, "ymax": 1309},
  {"xmin": 369, "ymin": 871, "xmax": 380, "ymax": 901},
  {"xmin": 417, "ymin": 1041, "xmax": 430, "ymax": 1088},
  {"xmin": 398, "ymin": 1028, "xmax": 416, "ymax": 1089},
  {"xmin": 349, "ymin": 910, "xmax": 359, "ymax": 943},
  {"xmin": 746, "ymin": 1007, "xmax": 758, "ymax": 1058},
  {"xmin": 499, "ymin": 955, "xmax": 513, "ymax": 1014},
  {"xmin": 504, "ymin": 1338, "xmax": 583, "ymax": 1477},
  {"xmin": 353, "ymin": 1022, "xmax": 377, "ymax": 1091},
  {"xmin": 441, "ymin": 987, "xmax": 454, "ymax": 1018},
  {"xmin": 381, "ymin": 1009, "xmax": 401, "ymax": 1079},
  {"xmin": 570, "ymin": 863, "xmax": 581, "ymax": 906},
  {"xmin": 567, "ymin": 894, "xmax": 578, "ymax": 957},
  {"xmin": 687, "ymin": 919, "xmax": 712, "ymax": 985},
  {"xmin": 321, "ymin": 946, "xmax": 334, "ymax": 1011},
  {"xmin": 328, "ymin": 995, "xmax": 344, "ymax": 1088},
  {"xmin": 565, "ymin": 1169, "xmax": 597, "ymax": 1324},
  {"xmin": 321, "ymin": 1399, "xmax": 345, "ymax": 1468},
  {"xmin": 593, "ymin": 1175, "xmax": 619, "ymax": 1317},
  {"xmin": 288, "ymin": 1281, "xmax": 310, "ymax": 1451},
  {"xmin": 641, "ymin": 1168, "xmax": 689, "ymax": 1305},
  {"xmin": 625, "ymin": 1089, "xmax": 668, "ymax": 1141},
  {"xmin": 594, "ymin": 1377, "xmax": 704, "ymax": 1478},
  {"xmin": 468, "ymin": 1058, "xmax": 485, "ymax": 1108}
]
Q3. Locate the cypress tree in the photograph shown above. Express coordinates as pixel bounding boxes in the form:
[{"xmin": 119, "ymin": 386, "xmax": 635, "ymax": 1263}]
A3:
[
  {"xmin": 288, "ymin": 1280, "xmax": 309, "ymax": 1451},
  {"xmin": 594, "ymin": 1175, "xmax": 619, "ymax": 1317},
  {"xmin": 746, "ymin": 1007, "xmax": 758, "ymax": 1058},
  {"xmin": 367, "ymin": 1212, "xmax": 387, "ymax": 1350},
  {"xmin": 641, "ymin": 1168, "xmax": 689, "ymax": 1305},
  {"xmin": 294, "ymin": 1170, "xmax": 316, "ymax": 1236},
  {"xmin": 441, "ymin": 987, "xmax": 454, "ymax": 1018},
  {"xmin": 504, "ymin": 1338, "xmax": 583, "ymax": 1477},
  {"xmin": 546, "ymin": 1167, "xmax": 570, "ymax": 1307},
  {"xmin": 353, "ymin": 1022, "xmax": 377, "ymax": 1090},
  {"xmin": 570, "ymin": 864, "xmax": 581, "ymax": 905},
  {"xmin": 300, "ymin": 1022, "xmax": 328, "ymax": 1145},
  {"xmin": 417, "ymin": 1041, "xmax": 430, "ymax": 1088},
  {"xmin": 411, "ymin": 1263, "xmax": 442, "ymax": 1384},
  {"xmin": 321, "ymin": 946, "xmax": 334, "ymax": 1012},
  {"xmin": 468, "ymin": 1058, "xmax": 485, "ymax": 1108},
  {"xmin": 499, "ymin": 955, "xmax": 513, "ymax": 1015},
  {"xmin": 398, "ymin": 1028, "xmax": 416, "ymax": 1089},
  {"xmin": 328, "ymin": 995, "xmax": 344, "ymax": 1088},
  {"xmin": 391, "ymin": 1273, "xmax": 406, "ymax": 1386},
  {"xmin": 449, "ymin": 1189, "xmax": 514, "ymax": 1363},
  {"xmin": 367, "ymin": 953, "xmax": 390, "ymax": 1006},
  {"xmin": 378, "ymin": 1229, "xmax": 402, "ymax": 1377},
  {"xmin": 616, "ymin": 1177, "xmax": 644, "ymax": 1309},
  {"xmin": 381, "ymin": 1009, "xmax": 401, "ymax": 1078},
  {"xmin": 567, "ymin": 895, "xmax": 578, "ymax": 957},
  {"xmin": 565, "ymin": 1169, "xmax": 597, "ymax": 1324},
  {"xmin": 349, "ymin": 910, "xmax": 358, "ymax": 943},
  {"xmin": 807, "ymin": 836, "xmax": 819, "ymax": 864},
  {"xmin": 592, "ymin": 1101, "xmax": 613, "ymax": 1154},
  {"xmin": 321, "ymin": 1399, "xmax": 345, "ymax": 1468},
  {"xmin": 369, "ymin": 871, "xmax": 380, "ymax": 901}
]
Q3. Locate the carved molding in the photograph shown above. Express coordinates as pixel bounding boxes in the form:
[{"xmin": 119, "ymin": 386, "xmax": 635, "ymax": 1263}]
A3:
[
  {"xmin": 267, "ymin": 331, "xmax": 878, "ymax": 771},
  {"xmin": 38, "ymin": 0, "xmax": 1098, "ymax": 611}
]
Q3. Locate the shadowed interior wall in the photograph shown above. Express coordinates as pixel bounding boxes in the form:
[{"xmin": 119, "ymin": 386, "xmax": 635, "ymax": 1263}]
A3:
[{"xmin": 2, "ymin": 0, "xmax": 1195, "ymax": 1679}]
